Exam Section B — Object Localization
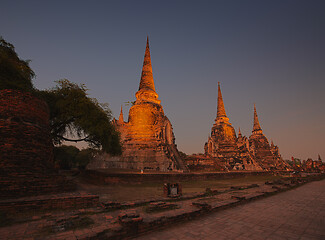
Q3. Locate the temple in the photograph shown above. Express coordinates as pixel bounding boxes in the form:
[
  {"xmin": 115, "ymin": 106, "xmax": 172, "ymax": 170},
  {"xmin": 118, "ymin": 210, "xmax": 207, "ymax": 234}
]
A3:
[
  {"xmin": 200, "ymin": 83, "xmax": 291, "ymax": 171},
  {"xmin": 89, "ymin": 38, "xmax": 187, "ymax": 171},
  {"xmin": 205, "ymin": 82, "xmax": 237, "ymax": 157},
  {"xmin": 248, "ymin": 104, "xmax": 289, "ymax": 170},
  {"xmin": 204, "ymin": 83, "xmax": 261, "ymax": 170}
]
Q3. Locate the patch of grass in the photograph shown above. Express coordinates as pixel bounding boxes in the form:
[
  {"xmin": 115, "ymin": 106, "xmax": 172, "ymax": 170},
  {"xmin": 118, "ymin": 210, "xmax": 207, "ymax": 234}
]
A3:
[{"xmin": 76, "ymin": 174, "xmax": 284, "ymax": 202}]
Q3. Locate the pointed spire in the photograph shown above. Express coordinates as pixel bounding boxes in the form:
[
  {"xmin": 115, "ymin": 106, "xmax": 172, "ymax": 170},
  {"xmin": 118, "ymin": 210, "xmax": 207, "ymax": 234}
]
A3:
[
  {"xmin": 252, "ymin": 104, "xmax": 262, "ymax": 134},
  {"xmin": 118, "ymin": 105, "xmax": 124, "ymax": 124},
  {"xmin": 217, "ymin": 82, "xmax": 227, "ymax": 119},
  {"xmin": 135, "ymin": 37, "xmax": 160, "ymax": 104},
  {"xmin": 238, "ymin": 127, "xmax": 242, "ymax": 137},
  {"xmin": 138, "ymin": 36, "xmax": 156, "ymax": 92}
]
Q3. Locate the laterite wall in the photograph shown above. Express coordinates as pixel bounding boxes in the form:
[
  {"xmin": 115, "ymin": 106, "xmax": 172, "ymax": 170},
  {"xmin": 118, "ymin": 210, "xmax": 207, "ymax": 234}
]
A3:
[
  {"xmin": 83, "ymin": 170, "xmax": 280, "ymax": 185},
  {"xmin": 0, "ymin": 89, "xmax": 53, "ymax": 165},
  {"xmin": 0, "ymin": 90, "xmax": 74, "ymax": 199}
]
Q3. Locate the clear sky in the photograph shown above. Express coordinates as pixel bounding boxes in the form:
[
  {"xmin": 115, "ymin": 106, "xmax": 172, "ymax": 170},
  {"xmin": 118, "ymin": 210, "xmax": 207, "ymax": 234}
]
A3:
[{"xmin": 1, "ymin": 0, "xmax": 324, "ymax": 160}]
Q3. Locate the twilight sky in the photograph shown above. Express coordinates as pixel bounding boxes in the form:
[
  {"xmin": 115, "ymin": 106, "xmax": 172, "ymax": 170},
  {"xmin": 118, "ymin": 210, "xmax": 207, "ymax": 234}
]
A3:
[{"xmin": 1, "ymin": 0, "xmax": 324, "ymax": 160}]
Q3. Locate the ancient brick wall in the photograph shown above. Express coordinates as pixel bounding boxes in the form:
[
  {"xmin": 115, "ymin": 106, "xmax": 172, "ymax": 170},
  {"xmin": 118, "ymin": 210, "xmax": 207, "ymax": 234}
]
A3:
[
  {"xmin": 0, "ymin": 89, "xmax": 53, "ymax": 166},
  {"xmin": 0, "ymin": 90, "xmax": 74, "ymax": 199},
  {"xmin": 84, "ymin": 170, "xmax": 272, "ymax": 184},
  {"xmin": 0, "ymin": 194, "xmax": 99, "ymax": 214}
]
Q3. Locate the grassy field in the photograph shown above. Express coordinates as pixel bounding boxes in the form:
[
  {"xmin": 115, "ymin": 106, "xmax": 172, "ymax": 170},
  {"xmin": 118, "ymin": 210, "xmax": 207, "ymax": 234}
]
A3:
[{"xmin": 76, "ymin": 174, "xmax": 283, "ymax": 202}]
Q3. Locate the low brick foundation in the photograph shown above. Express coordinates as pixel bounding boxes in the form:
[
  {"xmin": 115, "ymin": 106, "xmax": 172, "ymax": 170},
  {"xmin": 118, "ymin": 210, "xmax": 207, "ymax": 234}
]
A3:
[
  {"xmin": 0, "ymin": 192, "xmax": 99, "ymax": 214},
  {"xmin": 83, "ymin": 170, "xmax": 285, "ymax": 184}
]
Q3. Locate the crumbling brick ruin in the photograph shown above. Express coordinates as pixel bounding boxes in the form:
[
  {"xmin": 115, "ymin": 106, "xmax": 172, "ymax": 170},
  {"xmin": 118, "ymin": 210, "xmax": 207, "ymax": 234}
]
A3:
[
  {"xmin": 0, "ymin": 90, "xmax": 74, "ymax": 199},
  {"xmin": 204, "ymin": 84, "xmax": 290, "ymax": 171}
]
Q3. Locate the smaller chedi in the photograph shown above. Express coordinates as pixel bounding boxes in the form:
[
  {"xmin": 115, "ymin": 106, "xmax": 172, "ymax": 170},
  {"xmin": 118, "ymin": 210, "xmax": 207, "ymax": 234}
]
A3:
[
  {"xmin": 204, "ymin": 83, "xmax": 288, "ymax": 171},
  {"xmin": 89, "ymin": 38, "xmax": 187, "ymax": 171},
  {"xmin": 248, "ymin": 105, "xmax": 289, "ymax": 170},
  {"xmin": 204, "ymin": 83, "xmax": 261, "ymax": 171}
]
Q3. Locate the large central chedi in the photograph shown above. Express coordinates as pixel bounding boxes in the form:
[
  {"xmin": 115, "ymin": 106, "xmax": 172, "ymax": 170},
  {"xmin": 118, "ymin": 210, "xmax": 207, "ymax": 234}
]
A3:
[{"xmin": 90, "ymin": 38, "xmax": 186, "ymax": 171}]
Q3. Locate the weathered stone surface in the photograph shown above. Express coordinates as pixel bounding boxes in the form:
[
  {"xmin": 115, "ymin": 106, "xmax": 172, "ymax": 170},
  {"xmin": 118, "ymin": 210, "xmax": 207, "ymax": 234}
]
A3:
[
  {"xmin": 292, "ymin": 155, "xmax": 325, "ymax": 172},
  {"xmin": 0, "ymin": 90, "xmax": 74, "ymax": 199},
  {"xmin": 185, "ymin": 153, "xmax": 225, "ymax": 171},
  {"xmin": 88, "ymin": 38, "xmax": 187, "ymax": 172},
  {"xmin": 203, "ymin": 83, "xmax": 262, "ymax": 171},
  {"xmin": 146, "ymin": 202, "xmax": 179, "ymax": 212},
  {"xmin": 249, "ymin": 105, "xmax": 290, "ymax": 170},
  {"xmin": 201, "ymin": 84, "xmax": 290, "ymax": 171},
  {"xmin": 0, "ymin": 192, "xmax": 99, "ymax": 214}
]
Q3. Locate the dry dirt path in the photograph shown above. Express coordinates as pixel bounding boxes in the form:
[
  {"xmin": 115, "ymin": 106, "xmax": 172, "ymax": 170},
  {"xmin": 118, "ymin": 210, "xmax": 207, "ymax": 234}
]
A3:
[{"xmin": 134, "ymin": 179, "xmax": 325, "ymax": 240}]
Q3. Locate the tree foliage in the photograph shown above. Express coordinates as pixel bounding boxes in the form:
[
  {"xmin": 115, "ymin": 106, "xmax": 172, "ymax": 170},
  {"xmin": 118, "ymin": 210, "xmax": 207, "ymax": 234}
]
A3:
[
  {"xmin": 54, "ymin": 145, "xmax": 80, "ymax": 170},
  {"xmin": 1, "ymin": 36, "xmax": 121, "ymax": 155},
  {"xmin": 39, "ymin": 79, "xmax": 121, "ymax": 155},
  {"xmin": 54, "ymin": 145, "xmax": 96, "ymax": 170},
  {"xmin": 75, "ymin": 148, "xmax": 97, "ymax": 169},
  {"xmin": 178, "ymin": 151, "xmax": 188, "ymax": 160},
  {"xmin": 0, "ymin": 37, "xmax": 35, "ymax": 91}
]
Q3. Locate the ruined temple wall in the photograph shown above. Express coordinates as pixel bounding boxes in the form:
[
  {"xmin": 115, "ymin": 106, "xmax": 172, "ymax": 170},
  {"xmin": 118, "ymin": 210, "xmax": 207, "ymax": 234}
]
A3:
[
  {"xmin": 88, "ymin": 142, "xmax": 174, "ymax": 171},
  {"xmin": 0, "ymin": 90, "xmax": 74, "ymax": 199},
  {"xmin": 249, "ymin": 134, "xmax": 289, "ymax": 170},
  {"xmin": 0, "ymin": 90, "xmax": 53, "ymax": 168},
  {"xmin": 119, "ymin": 145, "xmax": 173, "ymax": 171},
  {"xmin": 84, "ymin": 170, "xmax": 272, "ymax": 184}
]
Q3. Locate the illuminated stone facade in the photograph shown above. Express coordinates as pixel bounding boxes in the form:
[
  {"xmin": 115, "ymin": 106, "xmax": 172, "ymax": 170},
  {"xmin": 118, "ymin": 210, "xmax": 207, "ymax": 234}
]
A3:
[
  {"xmin": 204, "ymin": 83, "xmax": 262, "ymax": 171},
  {"xmin": 89, "ymin": 38, "xmax": 187, "ymax": 171},
  {"xmin": 293, "ymin": 155, "xmax": 325, "ymax": 172},
  {"xmin": 248, "ymin": 105, "xmax": 289, "ymax": 170},
  {"xmin": 204, "ymin": 84, "xmax": 288, "ymax": 171}
]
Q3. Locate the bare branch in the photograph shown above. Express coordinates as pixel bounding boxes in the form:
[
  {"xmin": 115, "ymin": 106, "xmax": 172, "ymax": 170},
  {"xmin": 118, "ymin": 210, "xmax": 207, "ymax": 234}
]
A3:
[{"xmin": 57, "ymin": 135, "xmax": 90, "ymax": 142}]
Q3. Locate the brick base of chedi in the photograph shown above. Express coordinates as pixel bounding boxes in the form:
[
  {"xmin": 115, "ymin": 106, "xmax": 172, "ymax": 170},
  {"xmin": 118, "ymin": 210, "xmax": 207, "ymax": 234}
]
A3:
[
  {"xmin": 0, "ymin": 90, "xmax": 74, "ymax": 199},
  {"xmin": 88, "ymin": 38, "xmax": 187, "ymax": 172}
]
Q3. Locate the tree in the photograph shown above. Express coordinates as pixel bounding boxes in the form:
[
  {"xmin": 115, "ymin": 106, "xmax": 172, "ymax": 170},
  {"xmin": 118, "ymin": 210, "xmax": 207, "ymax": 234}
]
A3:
[
  {"xmin": 75, "ymin": 148, "xmax": 97, "ymax": 169},
  {"xmin": 54, "ymin": 145, "xmax": 96, "ymax": 170},
  {"xmin": 54, "ymin": 145, "xmax": 80, "ymax": 170},
  {"xmin": 178, "ymin": 151, "xmax": 188, "ymax": 160},
  {"xmin": 0, "ymin": 37, "xmax": 35, "ymax": 91},
  {"xmin": 38, "ymin": 79, "xmax": 121, "ymax": 155},
  {"xmin": 1, "ymin": 37, "xmax": 121, "ymax": 155}
]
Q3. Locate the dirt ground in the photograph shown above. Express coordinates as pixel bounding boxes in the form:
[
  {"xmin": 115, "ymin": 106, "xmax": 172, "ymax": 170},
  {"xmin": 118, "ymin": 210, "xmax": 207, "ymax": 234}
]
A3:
[{"xmin": 72, "ymin": 173, "xmax": 283, "ymax": 202}]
